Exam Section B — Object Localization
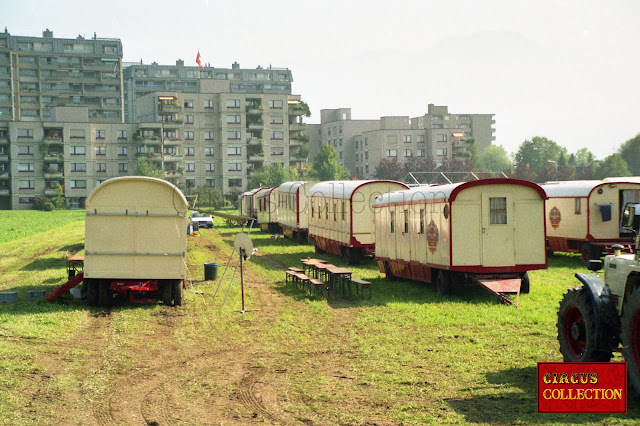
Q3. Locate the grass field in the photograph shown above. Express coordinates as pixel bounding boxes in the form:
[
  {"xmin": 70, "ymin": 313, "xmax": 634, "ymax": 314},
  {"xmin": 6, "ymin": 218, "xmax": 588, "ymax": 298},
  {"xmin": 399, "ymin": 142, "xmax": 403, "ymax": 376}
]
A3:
[{"xmin": 0, "ymin": 210, "xmax": 638, "ymax": 424}]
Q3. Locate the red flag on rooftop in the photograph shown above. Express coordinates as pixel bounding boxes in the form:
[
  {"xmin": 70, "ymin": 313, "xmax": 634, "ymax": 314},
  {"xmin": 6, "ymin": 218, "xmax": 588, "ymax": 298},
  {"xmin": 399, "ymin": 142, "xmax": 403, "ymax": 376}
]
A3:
[{"xmin": 196, "ymin": 51, "xmax": 204, "ymax": 70}]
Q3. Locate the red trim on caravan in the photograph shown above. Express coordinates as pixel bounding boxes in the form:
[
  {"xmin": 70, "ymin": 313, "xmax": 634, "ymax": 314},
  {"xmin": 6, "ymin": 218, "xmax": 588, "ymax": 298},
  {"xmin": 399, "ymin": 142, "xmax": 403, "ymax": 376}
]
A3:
[
  {"xmin": 448, "ymin": 178, "xmax": 547, "ymax": 202},
  {"xmin": 296, "ymin": 187, "xmax": 300, "ymax": 228},
  {"xmin": 448, "ymin": 201, "xmax": 453, "ymax": 267}
]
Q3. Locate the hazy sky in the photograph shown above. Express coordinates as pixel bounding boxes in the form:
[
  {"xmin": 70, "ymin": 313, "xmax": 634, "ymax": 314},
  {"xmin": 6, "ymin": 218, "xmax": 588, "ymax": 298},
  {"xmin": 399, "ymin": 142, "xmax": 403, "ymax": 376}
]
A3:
[{"xmin": 2, "ymin": 0, "xmax": 639, "ymax": 160}]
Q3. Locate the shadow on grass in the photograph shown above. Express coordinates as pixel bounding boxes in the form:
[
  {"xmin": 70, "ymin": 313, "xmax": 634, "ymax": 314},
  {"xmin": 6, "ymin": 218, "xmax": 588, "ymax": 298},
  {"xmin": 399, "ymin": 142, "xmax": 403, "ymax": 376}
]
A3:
[{"xmin": 446, "ymin": 366, "xmax": 640, "ymax": 424}]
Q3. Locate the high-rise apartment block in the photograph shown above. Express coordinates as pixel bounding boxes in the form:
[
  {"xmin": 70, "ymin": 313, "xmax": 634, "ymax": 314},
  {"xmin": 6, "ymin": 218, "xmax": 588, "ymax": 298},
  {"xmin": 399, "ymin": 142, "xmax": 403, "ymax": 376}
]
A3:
[
  {"xmin": 308, "ymin": 105, "xmax": 495, "ymax": 179},
  {"xmin": 0, "ymin": 29, "xmax": 308, "ymax": 209}
]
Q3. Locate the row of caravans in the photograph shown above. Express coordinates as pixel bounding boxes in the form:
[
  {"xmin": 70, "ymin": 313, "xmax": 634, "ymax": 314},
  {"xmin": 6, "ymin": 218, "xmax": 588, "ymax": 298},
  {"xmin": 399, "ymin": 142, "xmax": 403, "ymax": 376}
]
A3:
[{"xmin": 239, "ymin": 178, "xmax": 640, "ymax": 297}]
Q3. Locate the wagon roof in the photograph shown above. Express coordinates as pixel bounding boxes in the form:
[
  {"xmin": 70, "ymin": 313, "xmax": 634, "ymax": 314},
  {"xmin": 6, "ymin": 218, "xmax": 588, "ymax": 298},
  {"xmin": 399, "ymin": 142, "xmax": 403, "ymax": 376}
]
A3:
[
  {"xmin": 374, "ymin": 178, "xmax": 546, "ymax": 206},
  {"xmin": 86, "ymin": 176, "xmax": 189, "ymax": 210},
  {"xmin": 308, "ymin": 180, "xmax": 409, "ymax": 200},
  {"xmin": 241, "ymin": 187, "xmax": 265, "ymax": 197},
  {"xmin": 256, "ymin": 187, "xmax": 276, "ymax": 198},
  {"xmin": 541, "ymin": 180, "xmax": 618, "ymax": 198},
  {"xmin": 277, "ymin": 181, "xmax": 314, "ymax": 194}
]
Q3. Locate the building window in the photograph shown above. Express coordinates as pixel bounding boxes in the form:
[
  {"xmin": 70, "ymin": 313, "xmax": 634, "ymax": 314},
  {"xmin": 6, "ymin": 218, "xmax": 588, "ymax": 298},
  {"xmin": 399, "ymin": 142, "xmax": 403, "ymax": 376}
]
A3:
[
  {"xmin": 70, "ymin": 180, "xmax": 86, "ymax": 189},
  {"xmin": 417, "ymin": 135, "xmax": 425, "ymax": 143},
  {"xmin": 227, "ymin": 131, "xmax": 241, "ymax": 140},
  {"xmin": 186, "ymin": 179, "xmax": 195, "ymax": 188},
  {"xmin": 117, "ymin": 130, "xmax": 127, "ymax": 140},
  {"xmin": 71, "ymin": 163, "xmax": 86, "ymax": 172},
  {"xmin": 18, "ymin": 163, "xmax": 35, "ymax": 172},
  {"xmin": 95, "ymin": 146, "xmax": 106, "ymax": 156},
  {"xmin": 437, "ymin": 134, "xmax": 447, "ymax": 142},
  {"xmin": 270, "ymin": 131, "xmax": 284, "ymax": 140},
  {"xmin": 417, "ymin": 149, "xmax": 425, "ymax": 157},
  {"xmin": 206, "ymin": 178, "xmax": 215, "ymax": 187},
  {"xmin": 386, "ymin": 149, "xmax": 397, "ymax": 157},
  {"xmin": 403, "ymin": 135, "xmax": 412, "ymax": 143},
  {"xmin": 18, "ymin": 180, "xmax": 35, "ymax": 189},
  {"xmin": 97, "ymin": 163, "xmax": 106, "ymax": 173},
  {"xmin": 184, "ymin": 131, "xmax": 194, "ymax": 140},
  {"xmin": 271, "ymin": 147, "xmax": 284, "ymax": 156},
  {"xmin": 185, "ymin": 115, "xmax": 194, "ymax": 124},
  {"xmin": 117, "ymin": 146, "xmax": 128, "ymax": 156},
  {"xmin": 206, "ymin": 163, "xmax": 215, "ymax": 172},
  {"xmin": 17, "ymin": 146, "xmax": 34, "ymax": 155},
  {"xmin": 270, "ymin": 116, "xmax": 284, "ymax": 125},
  {"xmin": 185, "ymin": 147, "xmax": 195, "ymax": 156},
  {"xmin": 269, "ymin": 100, "xmax": 283, "ymax": 109},
  {"xmin": 226, "ymin": 99, "xmax": 240, "ymax": 109},
  {"xmin": 204, "ymin": 131, "xmax": 214, "ymax": 140},
  {"xmin": 227, "ymin": 146, "xmax": 241, "ymax": 156},
  {"xmin": 17, "ymin": 129, "xmax": 34, "ymax": 138},
  {"xmin": 490, "ymin": 197, "xmax": 507, "ymax": 225},
  {"xmin": 404, "ymin": 149, "xmax": 411, "ymax": 157},
  {"xmin": 226, "ymin": 115, "xmax": 241, "ymax": 124},
  {"xmin": 184, "ymin": 100, "xmax": 193, "ymax": 108},
  {"xmin": 204, "ymin": 147, "xmax": 215, "ymax": 156},
  {"xmin": 70, "ymin": 146, "xmax": 86, "ymax": 155},
  {"xmin": 118, "ymin": 163, "xmax": 128, "ymax": 173},
  {"xmin": 204, "ymin": 100, "xmax": 214, "ymax": 109},
  {"xmin": 95, "ymin": 130, "xmax": 106, "ymax": 139},
  {"xmin": 436, "ymin": 148, "xmax": 447, "ymax": 157},
  {"xmin": 186, "ymin": 163, "xmax": 195, "ymax": 172},
  {"xmin": 228, "ymin": 162, "xmax": 242, "ymax": 171},
  {"xmin": 228, "ymin": 178, "xmax": 242, "ymax": 188}
]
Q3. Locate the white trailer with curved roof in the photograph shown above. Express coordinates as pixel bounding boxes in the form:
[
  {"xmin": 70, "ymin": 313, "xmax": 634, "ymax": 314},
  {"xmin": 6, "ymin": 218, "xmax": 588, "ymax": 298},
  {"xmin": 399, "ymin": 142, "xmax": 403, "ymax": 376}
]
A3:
[
  {"xmin": 276, "ymin": 181, "xmax": 316, "ymax": 242},
  {"xmin": 308, "ymin": 180, "xmax": 409, "ymax": 265},
  {"xmin": 373, "ymin": 178, "xmax": 547, "ymax": 304},
  {"xmin": 541, "ymin": 179, "xmax": 640, "ymax": 262},
  {"xmin": 83, "ymin": 176, "xmax": 189, "ymax": 307},
  {"xmin": 240, "ymin": 187, "xmax": 266, "ymax": 220},
  {"xmin": 256, "ymin": 187, "xmax": 280, "ymax": 233}
]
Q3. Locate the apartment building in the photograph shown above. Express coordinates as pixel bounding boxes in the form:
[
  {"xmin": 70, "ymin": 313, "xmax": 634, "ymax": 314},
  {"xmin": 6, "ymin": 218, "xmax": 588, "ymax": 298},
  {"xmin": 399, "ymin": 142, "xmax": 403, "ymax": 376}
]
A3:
[
  {"xmin": 308, "ymin": 105, "xmax": 495, "ymax": 179},
  {"xmin": 123, "ymin": 60, "xmax": 293, "ymax": 123},
  {"xmin": 0, "ymin": 29, "xmax": 124, "ymax": 123}
]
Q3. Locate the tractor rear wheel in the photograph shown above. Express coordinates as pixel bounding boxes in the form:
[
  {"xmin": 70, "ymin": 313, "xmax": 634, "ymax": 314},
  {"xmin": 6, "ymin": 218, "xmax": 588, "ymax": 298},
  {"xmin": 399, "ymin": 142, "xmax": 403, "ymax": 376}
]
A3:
[
  {"xmin": 557, "ymin": 287, "xmax": 612, "ymax": 362},
  {"xmin": 436, "ymin": 270, "xmax": 454, "ymax": 296},
  {"xmin": 621, "ymin": 287, "xmax": 640, "ymax": 396},
  {"xmin": 172, "ymin": 280, "xmax": 183, "ymax": 306}
]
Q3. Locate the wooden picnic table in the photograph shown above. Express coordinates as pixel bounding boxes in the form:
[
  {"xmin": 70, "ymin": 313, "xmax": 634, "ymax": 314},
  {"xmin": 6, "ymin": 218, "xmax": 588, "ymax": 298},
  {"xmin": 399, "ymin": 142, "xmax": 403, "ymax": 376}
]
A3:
[{"xmin": 325, "ymin": 266, "xmax": 353, "ymax": 297}]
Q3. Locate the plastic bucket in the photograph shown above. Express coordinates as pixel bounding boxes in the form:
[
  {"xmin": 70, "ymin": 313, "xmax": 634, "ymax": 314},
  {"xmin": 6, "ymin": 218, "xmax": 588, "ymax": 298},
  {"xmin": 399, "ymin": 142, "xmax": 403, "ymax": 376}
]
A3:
[{"xmin": 204, "ymin": 263, "xmax": 219, "ymax": 281}]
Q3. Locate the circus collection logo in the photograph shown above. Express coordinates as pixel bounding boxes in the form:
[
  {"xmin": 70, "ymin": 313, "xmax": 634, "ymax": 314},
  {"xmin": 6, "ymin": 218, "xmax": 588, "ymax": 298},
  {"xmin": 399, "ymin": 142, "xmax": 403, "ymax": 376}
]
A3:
[
  {"xmin": 549, "ymin": 207, "xmax": 561, "ymax": 229},
  {"xmin": 426, "ymin": 220, "xmax": 439, "ymax": 253}
]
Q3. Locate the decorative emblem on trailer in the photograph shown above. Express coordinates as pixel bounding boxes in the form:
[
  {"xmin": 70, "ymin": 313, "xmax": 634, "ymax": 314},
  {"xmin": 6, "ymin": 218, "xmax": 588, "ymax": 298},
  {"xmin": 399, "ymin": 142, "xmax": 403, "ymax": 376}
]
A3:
[
  {"xmin": 549, "ymin": 206, "xmax": 561, "ymax": 229},
  {"xmin": 426, "ymin": 220, "xmax": 439, "ymax": 253}
]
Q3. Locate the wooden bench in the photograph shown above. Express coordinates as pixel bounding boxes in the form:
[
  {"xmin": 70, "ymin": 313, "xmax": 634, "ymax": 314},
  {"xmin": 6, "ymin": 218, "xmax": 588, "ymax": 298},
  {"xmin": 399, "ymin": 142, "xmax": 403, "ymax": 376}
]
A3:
[
  {"xmin": 351, "ymin": 278, "xmax": 372, "ymax": 298},
  {"xmin": 287, "ymin": 267, "xmax": 305, "ymax": 273},
  {"xmin": 310, "ymin": 278, "xmax": 326, "ymax": 297}
]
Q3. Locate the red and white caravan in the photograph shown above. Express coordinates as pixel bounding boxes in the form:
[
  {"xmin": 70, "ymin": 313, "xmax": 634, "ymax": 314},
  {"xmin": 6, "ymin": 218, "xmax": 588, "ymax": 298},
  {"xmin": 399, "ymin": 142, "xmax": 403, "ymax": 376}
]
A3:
[
  {"xmin": 373, "ymin": 178, "xmax": 548, "ymax": 305},
  {"xmin": 307, "ymin": 180, "xmax": 409, "ymax": 265},
  {"xmin": 542, "ymin": 178, "xmax": 640, "ymax": 263},
  {"xmin": 276, "ymin": 181, "xmax": 316, "ymax": 243}
]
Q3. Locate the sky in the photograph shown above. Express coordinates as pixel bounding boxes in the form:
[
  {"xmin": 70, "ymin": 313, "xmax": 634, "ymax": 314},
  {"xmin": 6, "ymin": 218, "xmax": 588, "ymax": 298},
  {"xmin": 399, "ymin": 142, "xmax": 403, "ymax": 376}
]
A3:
[{"xmin": 2, "ymin": 0, "xmax": 639, "ymax": 160}]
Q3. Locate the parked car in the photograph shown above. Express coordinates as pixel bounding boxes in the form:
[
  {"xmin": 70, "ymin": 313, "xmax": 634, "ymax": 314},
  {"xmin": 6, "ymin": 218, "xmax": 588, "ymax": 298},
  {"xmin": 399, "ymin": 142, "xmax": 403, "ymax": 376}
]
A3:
[{"xmin": 190, "ymin": 212, "xmax": 214, "ymax": 228}]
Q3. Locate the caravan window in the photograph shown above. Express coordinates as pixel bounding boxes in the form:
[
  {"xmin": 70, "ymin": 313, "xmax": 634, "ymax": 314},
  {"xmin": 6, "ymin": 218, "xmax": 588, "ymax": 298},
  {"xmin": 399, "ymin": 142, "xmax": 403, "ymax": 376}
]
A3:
[{"xmin": 490, "ymin": 197, "xmax": 507, "ymax": 224}]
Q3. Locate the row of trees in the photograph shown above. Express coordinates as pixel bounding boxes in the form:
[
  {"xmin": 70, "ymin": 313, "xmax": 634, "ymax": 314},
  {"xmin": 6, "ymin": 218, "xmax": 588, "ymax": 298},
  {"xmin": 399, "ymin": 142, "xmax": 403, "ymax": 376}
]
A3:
[{"xmin": 373, "ymin": 134, "xmax": 640, "ymax": 183}]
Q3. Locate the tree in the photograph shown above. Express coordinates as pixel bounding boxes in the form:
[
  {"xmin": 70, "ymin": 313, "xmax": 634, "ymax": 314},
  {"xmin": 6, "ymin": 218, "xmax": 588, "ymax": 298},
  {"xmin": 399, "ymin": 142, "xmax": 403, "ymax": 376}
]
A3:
[
  {"xmin": 595, "ymin": 153, "xmax": 631, "ymax": 180},
  {"xmin": 475, "ymin": 145, "xmax": 511, "ymax": 173},
  {"xmin": 374, "ymin": 157, "xmax": 404, "ymax": 181},
  {"xmin": 311, "ymin": 143, "xmax": 350, "ymax": 180},
  {"xmin": 134, "ymin": 158, "xmax": 163, "ymax": 179},
  {"xmin": 249, "ymin": 163, "xmax": 296, "ymax": 189},
  {"xmin": 514, "ymin": 136, "xmax": 567, "ymax": 180},
  {"xmin": 619, "ymin": 134, "xmax": 640, "ymax": 175},
  {"xmin": 574, "ymin": 148, "xmax": 595, "ymax": 166}
]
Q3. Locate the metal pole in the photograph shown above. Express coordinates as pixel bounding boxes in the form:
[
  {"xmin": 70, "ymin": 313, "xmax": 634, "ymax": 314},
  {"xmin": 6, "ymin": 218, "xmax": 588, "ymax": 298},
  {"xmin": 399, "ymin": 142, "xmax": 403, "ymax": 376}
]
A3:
[{"xmin": 240, "ymin": 250, "xmax": 246, "ymax": 313}]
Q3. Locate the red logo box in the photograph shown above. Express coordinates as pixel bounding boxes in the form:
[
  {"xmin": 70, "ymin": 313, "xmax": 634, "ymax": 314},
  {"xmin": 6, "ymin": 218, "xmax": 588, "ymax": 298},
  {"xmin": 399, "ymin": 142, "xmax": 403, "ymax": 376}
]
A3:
[{"xmin": 537, "ymin": 362, "xmax": 627, "ymax": 414}]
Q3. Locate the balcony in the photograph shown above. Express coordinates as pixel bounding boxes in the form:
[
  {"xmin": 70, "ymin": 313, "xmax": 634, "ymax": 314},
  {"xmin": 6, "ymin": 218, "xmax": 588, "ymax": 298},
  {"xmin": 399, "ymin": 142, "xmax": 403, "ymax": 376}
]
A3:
[
  {"xmin": 246, "ymin": 107, "xmax": 263, "ymax": 115},
  {"xmin": 162, "ymin": 120, "xmax": 182, "ymax": 129},
  {"xmin": 163, "ymin": 138, "xmax": 183, "ymax": 146},
  {"xmin": 0, "ymin": 189, "xmax": 9, "ymax": 196},
  {"xmin": 163, "ymin": 169, "xmax": 184, "ymax": 178},
  {"xmin": 247, "ymin": 137, "xmax": 263, "ymax": 146},
  {"xmin": 44, "ymin": 154, "xmax": 64, "ymax": 163},
  {"xmin": 247, "ymin": 122, "xmax": 264, "ymax": 131},
  {"xmin": 44, "ymin": 135, "xmax": 64, "ymax": 144},
  {"xmin": 163, "ymin": 154, "xmax": 184, "ymax": 163},
  {"xmin": 159, "ymin": 104, "xmax": 181, "ymax": 115},
  {"xmin": 0, "ymin": 154, "xmax": 8, "ymax": 162},
  {"xmin": 0, "ymin": 172, "xmax": 9, "ymax": 180},
  {"xmin": 44, "ymin": 171, "xmax": 64, "ymax": 179},
  {"xmin": 248, "ymin": 154, "xmax": 265, "ymax": 163},
  {"xmin": 45, "ymin": 188, "xmax": 62, "ymax": 197}
]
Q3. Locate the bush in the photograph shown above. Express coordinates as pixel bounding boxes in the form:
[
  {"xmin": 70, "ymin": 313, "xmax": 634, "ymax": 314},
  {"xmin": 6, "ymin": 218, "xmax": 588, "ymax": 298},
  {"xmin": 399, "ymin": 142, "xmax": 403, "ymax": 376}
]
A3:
[{"xmin": 33, "ymin": 196, "xmax": 55, "ymax": 211}]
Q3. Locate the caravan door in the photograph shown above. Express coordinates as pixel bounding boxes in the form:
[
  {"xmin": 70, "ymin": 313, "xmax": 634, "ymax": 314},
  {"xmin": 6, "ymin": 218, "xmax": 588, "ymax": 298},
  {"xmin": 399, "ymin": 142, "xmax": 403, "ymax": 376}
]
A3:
[{"xmin": 481, "ymin": 193, "xmax": 515, "ymax": 267}]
